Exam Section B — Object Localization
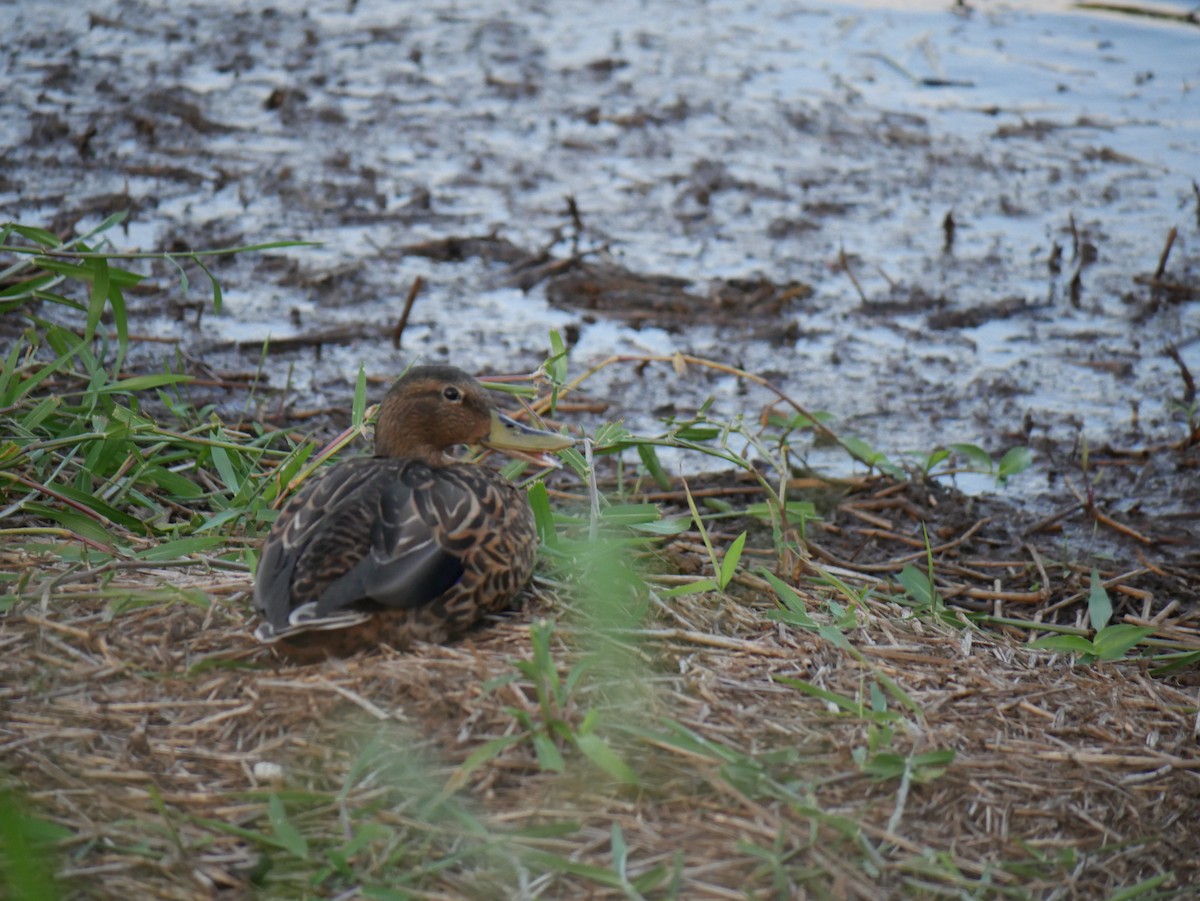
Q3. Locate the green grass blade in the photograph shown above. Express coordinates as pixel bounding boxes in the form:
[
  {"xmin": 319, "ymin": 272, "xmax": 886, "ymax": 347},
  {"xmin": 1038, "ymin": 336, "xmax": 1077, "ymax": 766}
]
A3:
[
  {"xmin": 0, "ymin": 788, "xmax": 67, "ymax": 901},
  {"xmin": 636, "ymin": 443, "xmax": 671, "ymax": 491},
  {"xmin": 267, "ymin": 794, "xmax": 310, "ymax": 860},
  {"xmin": 6, "ymin": 224, "xmax": 62, "ymax": 248},
  {"xmin": 1093, "ymin": 625, "xmax": 1156, "ymax": 661},
  {"xmin": 575, "ymin": 732, "xmax": 639, "ymax": 785},
  {"xmin": 84, "ymin": 256, "xmax": 110, "ymax": 344},
  {"xmin": 718, "ymin": 531, "xmax": 746, "ymax": 589},
  {"xmin": 527, "ymin": 480, "xmax": 556, "ymax": 548},
  {"xmin": 190, "ymin": 253, "xmax": 224, "ymax": 313},
  {"xmin": 351, "ymin": 364, "xmax": 368, "ymax": 427},
  {"xmin": 1087, "ymin": 568, "xmax": 1112, "ymax": 631},
  {"xmin": 96, "ymin": 373, "xmax": 193, "ymax": 394},
  {"xmin": 107, "ymin": 276, "xmax": 128, "ymax": 361}
]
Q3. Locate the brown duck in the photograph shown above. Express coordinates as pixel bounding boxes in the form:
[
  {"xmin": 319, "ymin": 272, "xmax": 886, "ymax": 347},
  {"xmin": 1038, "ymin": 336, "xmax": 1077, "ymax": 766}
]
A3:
[{"xmin": 253, "ymin": 364, "xmax": 573, "ymax": 657}]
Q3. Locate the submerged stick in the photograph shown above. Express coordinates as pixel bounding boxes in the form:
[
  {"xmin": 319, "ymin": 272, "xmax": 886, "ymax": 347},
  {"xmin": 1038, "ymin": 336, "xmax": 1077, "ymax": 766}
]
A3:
[
  {"xmin": 391, "ymin": 276, "xmax": 424, "ymax": 349},
  {"xmin": 1153, "ymin": 227, "xmax": 1177, "ymax": 281},
  {"xmin": 838, "ymin": 244, "xmax": 869, "ymax": 304}
]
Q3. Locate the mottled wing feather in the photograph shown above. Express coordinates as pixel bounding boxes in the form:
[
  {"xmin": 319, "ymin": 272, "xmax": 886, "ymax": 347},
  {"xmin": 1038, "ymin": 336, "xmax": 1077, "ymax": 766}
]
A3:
[
  {"xmin": 254, "ymin": 458, "xmax": 390, "ymax": 629},
  {"xmin": 257, "ymin": 458, "xmax": 507, "ymax": 627},
  {"xmin": 313, "ymin": 541, "xmax": 462, "ymax": 615},
  {"xmin": 314, "ymin": 464, "xmax": 476, "ymax": 613}
]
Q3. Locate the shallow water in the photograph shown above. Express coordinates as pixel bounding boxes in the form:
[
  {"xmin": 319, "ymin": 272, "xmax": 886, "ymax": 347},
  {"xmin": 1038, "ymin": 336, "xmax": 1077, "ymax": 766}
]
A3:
[{"xmin": 3, "ymin": 0, "xmax": 1198, "ymax": 495}]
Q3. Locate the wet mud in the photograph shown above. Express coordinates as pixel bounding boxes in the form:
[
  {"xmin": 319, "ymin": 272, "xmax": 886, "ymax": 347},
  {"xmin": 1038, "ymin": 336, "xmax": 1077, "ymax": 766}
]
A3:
[{"xmin": 3, "ymin": 0, "xmax": 1199, "ymax": 614}]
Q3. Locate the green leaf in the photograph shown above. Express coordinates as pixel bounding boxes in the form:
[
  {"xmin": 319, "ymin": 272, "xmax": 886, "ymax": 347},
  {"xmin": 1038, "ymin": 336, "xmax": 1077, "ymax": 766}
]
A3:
[
  {"xmin": 97, "ymin": 373, "xmax": 192, "ymax": 394},
  {"xmin": 897, "ymin": 564, "xmax": 937, "ymax": 607},
  {"xmin": 45, "ymin": 483, "xmax": 146, "ymax": 533},
  {"xmin": 575, "ymin": 733, "xmax": 639, "ymax": 785},
  {"xmin": 171, "ymin": 255, "xmax": 190, "ymax": 294},
  {"xmin": 673, "ymin": 425, "xmax": 721, "ymax": 442},
  {"xmin": 997, "ymin": 446, "xmax": 1033, "ymax": 481},
  {"xmin": 9, "ymin": 223, "xmax": 62, "ymax": 248},
  {"xmin": 767, "ymin": 410, "xmax": 833, "ymax": 431},
  {"xmin": 20, "ymin": 394, "xmax": 62, "ymax": 432},
  {"xmin": 911, "ymin": 748, "xmax": 956, "ymax": 775},
  {"xmin": 948, "ymin": 442, "xmax": 994, "ymax": 470},
  {"xmin": 761, "ymin": 569, "xmax": 818, "ymax": 629},
  {"xmin": 923, "ymin": 447, "xmax": 951, "ymax": 472},
  {"xmin": 107, "ymin": 279, "xmax": 129, "ymax": 361},
  {"xmin": 79, "ymin": 210, "xmax": 129, "ymax": 241},
  {"xmin": 591, "ymin": 421, "xmax": 633, "ymax": 448},
  {"xmin": 659, "ymin": 579, "xmax": 718, "ymax": 598},
  {"xmin": 21, "ymin": 502, "xmax": 115, "ymax": 549},
  {"xmin": 611, "ymin": 822, "xmax": 629, "ymax": 880},
  {"xmin": 627, "ymin": 517, "xmax": 690, "ymax": 536},
  {"xmin": 519, "ymin": 848, "xmax": 630, "ymax": 888},
  {"xmin": 599, "ymin": 504, "xmax": 663, "ymax": 525},
  {"xmin": 1150, "ymin": 649, "xmax": 1200, "ymax": 676},
  {"xmin": 559, "ymin": 446, "xmax": 588, "ymax": 479},
  {"xmin": 860, "ymin": 752, "xmax": 907, "ymax": 780},
  {"xmin": 506, "ymin": 820, "xmax": 583, "ymax": 840},
  {"xmin": 842, "ymin": 436, "xmax": 882, "ymax": 465},
  {"xmin": 636, "ymin": 443, "xmax": 671, "ymax": 491},
  {"xmin": 527, "ymin": 480, "xmax": 556, "ymax": 548},
  {"xmin": 1105, "ymin": 873, "xmax": 1172, "ymax": 900},
  {"xmin": 363, "ymin": 887, "xmax": 415, "ymax": 901},
  {"xmin": 718, "ymin": 532, "xmax": 747, "ymax": 590},
  {"xmin": 191, "ymin": 253, "xmax": 224, "ymax": 313},
  {"xmin": 876, "ymin": 458, "xmax": 905, "ymax": 479},
  {"xmin": 196, "ymin": 507, "xmax": 253, "ymax": 534},
  {"xmin": 1028, "ymin": 634, "xmax": 1097, "ymax": 655},
  {"xmin": 84, "ymin": 257, "xmax": 110, "ymax": 343},
  {"xmin": 817, "ymin": 623, "xmax": 851, "ymax": 650},
  {"xmin": 1087, "ymin": 568, "xmax": 1112, "ymax": 632},
  {"xmin": 142, "ymin": 466, "xmax": 204, "ymax": 499},
  {"xmin": 267, "ymin": 794, "xmax": 309, "ymax": 860},
  {"xmin": 532, "ymin": 733, "xmax": 565, "ymax": 773},
  {"xmin": 547, "ymin": 328, "xmax": 568, "ymax": 383},
  {"xmin": 32, "ymin": 257, "xmax": 143, "ymax": 286},
  {"xmin": 632, "ymin": 863, "xmax": 671, "ymax": 894},
  {"xmin": 136, "ymin": 537, "xmax": 225, "ymax": 561},
  {"xmin": 351, "ymin": 364, "xmax": 368, "ymax": 428},
  {"xmin": 745, "ymin": 500, "xmax": 818, "ymax": 526},
  {"xmin": 0, "ymin": 789, "xmax": 69, "ymax": 901},
  {"xmin": 1093, "ymin": 624, "xmax": 1156, "ymax": 661},
  {"xmin": 0, "ymin": 340, "xmax": 25, "ymax": 403},
  {"xmin": 210, "ymin": 445, "xmax": 242, "ymax": 495},
  {"xmin": 861, "ymin": 749, "xmax": 955, "ymax": 782},
  {"xmin": 450, "ymin": 734, "xmax": 526, "ymax": 787},
  {"xmin": 773, "ymin": 676, "xmax": 891, "ymax": 719}
]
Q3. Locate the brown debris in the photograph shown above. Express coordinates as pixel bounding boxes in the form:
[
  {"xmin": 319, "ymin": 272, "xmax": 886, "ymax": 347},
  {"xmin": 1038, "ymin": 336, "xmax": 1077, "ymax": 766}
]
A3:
[
  {"xmin": 545, "ymin": 265, "xmax": 810, "ymax": 325},
  {"xmin": 3, "ymin": 544, "xmax": 1200, "ymax": 898},
  {"xmin": 393, "ymin": 233, "xmax": 812, "ymax": 327}
]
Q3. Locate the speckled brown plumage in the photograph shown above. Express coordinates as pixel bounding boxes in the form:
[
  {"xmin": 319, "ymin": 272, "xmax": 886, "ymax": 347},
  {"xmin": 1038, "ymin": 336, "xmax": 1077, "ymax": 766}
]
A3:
[{"xmin": 252, "ymin": 365, "xmax": 572, "ymax": 660}]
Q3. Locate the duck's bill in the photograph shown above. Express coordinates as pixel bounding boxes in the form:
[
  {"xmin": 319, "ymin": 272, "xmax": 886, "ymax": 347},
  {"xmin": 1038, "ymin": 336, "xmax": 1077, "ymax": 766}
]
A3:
[{"xmin": 484, "ymin": 411, "xmax": 575, "ymax": 469}]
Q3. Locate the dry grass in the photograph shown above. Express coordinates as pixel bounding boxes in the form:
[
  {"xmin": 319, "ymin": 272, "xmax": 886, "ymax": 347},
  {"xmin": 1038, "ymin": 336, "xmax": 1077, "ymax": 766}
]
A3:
[{"xmin": 4, "ymin": 538, "xmax": 1199, "ymax": 900}]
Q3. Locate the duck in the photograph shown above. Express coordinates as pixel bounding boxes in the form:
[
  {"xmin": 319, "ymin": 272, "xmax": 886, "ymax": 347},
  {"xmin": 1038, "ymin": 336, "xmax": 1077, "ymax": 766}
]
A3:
[{"xmin": 253, "ymin": 364, "xmax": 574, "ymax": 658}]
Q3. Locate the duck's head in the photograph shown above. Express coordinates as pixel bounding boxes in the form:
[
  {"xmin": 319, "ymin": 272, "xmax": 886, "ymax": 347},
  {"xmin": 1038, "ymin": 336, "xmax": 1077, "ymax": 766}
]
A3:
[{"xmin": 375, "ymin": 364, "xmax": 574, "ymax": 467}]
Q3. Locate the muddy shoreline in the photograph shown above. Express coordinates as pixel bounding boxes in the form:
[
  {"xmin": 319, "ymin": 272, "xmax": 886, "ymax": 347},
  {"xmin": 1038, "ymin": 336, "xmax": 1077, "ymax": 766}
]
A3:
[{"xmin": 3, "ymin": 0, "xmax": 1198, "ymax": 608}]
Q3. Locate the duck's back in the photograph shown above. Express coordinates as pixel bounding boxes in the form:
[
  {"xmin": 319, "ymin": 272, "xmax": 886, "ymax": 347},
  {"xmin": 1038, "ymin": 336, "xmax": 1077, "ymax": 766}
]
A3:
[{"xmin": 253, "ymin": 456, "xmax": 538, "ymax": 654}]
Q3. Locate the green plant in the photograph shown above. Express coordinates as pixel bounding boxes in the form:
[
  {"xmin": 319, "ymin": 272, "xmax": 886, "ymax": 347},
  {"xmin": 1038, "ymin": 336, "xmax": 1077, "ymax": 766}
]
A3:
[
  {"xmin": 0, "ymin": 217, "xmax": 319, "ymax": 599},
  {"xmin": 485, "ymin": 620, "xmax": 639, "ymax": 784},
  {"xmin": 1, "ymin": 213, "xmax": 309, "ymax": 360},
  {"xmin": 0, "ymin": 784, "xmax": 67, "ymax": 901},
  {"xmin": 1029, "ymin": 569, "xmax": 1155, "ymax": 663}
]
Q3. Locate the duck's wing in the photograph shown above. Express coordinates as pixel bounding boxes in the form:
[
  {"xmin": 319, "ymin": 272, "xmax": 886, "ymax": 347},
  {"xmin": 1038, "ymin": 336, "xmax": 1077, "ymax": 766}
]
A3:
[
  {"xmin": 254, "ymin": 460, "xmax": 477, "ymax": 640},
  {"xmin": 309, "ymin": 465, "xmax": 467, "ymax": 617},
  {"xmin": 254, "ymin": 457, "xmax": 384, "ymax": 636}
]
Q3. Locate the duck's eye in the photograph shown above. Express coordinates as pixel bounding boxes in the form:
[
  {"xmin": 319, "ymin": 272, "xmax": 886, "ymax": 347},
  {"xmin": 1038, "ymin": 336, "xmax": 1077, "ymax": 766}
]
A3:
[{"xmin": 442, "ymin": 386, "xmax": 462, "ymax": 402}]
